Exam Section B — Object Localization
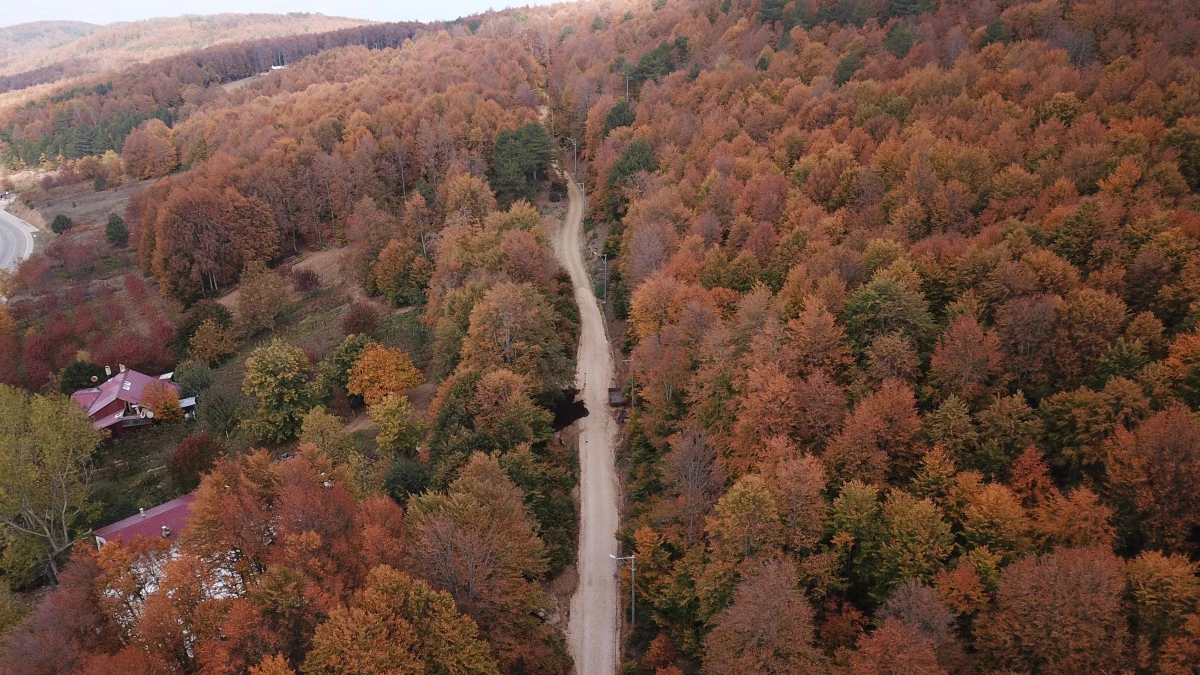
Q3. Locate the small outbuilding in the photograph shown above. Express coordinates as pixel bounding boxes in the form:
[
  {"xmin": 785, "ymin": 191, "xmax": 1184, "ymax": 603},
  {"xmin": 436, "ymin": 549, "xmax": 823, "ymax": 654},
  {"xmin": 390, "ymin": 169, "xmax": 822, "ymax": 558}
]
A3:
[{"xmin": 608, "ymin": 387, "xmax": 626, "ymax": 406}]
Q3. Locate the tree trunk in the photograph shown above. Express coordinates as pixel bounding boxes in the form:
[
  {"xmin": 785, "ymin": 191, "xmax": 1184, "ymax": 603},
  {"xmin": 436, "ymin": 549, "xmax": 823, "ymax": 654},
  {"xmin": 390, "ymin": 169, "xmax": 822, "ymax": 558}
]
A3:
[{"xmin": 45, "ymin": 550, "xmax": 59, "ymax": 585}]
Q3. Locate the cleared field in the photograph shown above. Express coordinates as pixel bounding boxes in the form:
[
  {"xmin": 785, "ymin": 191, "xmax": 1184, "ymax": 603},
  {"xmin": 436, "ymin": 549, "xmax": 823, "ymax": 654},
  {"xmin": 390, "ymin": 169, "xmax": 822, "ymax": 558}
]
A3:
[{"xmin": 29, "ymin": 180, "xmax": 143, "ymax": 225}]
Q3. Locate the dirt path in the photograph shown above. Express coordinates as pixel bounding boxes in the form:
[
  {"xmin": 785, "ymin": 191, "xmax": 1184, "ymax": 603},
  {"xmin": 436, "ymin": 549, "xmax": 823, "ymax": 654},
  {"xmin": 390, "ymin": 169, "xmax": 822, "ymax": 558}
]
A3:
[{"xmin": 554, "ymin": 174, "xmax": 621, "ymax": 673}]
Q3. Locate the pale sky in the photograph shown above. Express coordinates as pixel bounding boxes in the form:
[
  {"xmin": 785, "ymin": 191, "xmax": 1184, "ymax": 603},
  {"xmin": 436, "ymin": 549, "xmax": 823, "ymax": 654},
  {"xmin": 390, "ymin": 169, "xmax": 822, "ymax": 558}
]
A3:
[{"xmin": 1, "ymin": 0, "xmax": 567, "ymax": 28}]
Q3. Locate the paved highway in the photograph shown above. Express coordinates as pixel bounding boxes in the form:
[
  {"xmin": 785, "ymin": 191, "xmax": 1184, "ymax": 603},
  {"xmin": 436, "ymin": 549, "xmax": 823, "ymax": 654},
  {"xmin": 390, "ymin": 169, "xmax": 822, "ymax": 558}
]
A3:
[{"xmin": 0, "ymin": 200, "xmax": 35, "ymax": 273}]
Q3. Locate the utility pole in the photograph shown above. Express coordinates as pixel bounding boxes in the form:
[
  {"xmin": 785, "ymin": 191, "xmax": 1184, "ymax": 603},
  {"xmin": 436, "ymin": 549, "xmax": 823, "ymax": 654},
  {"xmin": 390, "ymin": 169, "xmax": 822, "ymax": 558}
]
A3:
[
  {"xmin": 622, "ymin": 357, "xmax": 635, "ymax": 415},
  {"xmin": 625, "ymin": 72, "xmax": 630, "ymax": 102},
  {"xmin": 602, "ymin": 252, "xmax": 608, "ymax": 304},
  {"xmin": 566, "ymin": 136, "xmax": 578, "ymax": 179},
  {"xmin": 593, "ymin": 251, "xmax": 607, "ymax": 304},
  {"xmin": 610, "ymin": 554, "xmax": 636, "ymax": 627}
]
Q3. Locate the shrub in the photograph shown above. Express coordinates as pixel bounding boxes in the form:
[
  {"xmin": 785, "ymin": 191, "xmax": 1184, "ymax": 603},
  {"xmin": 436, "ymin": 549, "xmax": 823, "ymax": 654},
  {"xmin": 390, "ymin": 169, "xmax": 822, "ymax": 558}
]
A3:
[
  {"xmin": 198, "ymin": 385, "xmax": 241, "ymax": 437},
  {"xmin": 342, "ymin": 301, "xmax": 380, "ymax": 336},
  {"xmin": 885, "ymin": 20, "xmax": 919, "ymax": 58},
  {"xmin": 168, "ymin": 432, "xmax": 224, "ymax": 490},
  {"xmin": 188, "ymin": 319, "xmax": 238, "ymax": 366},
  {"xmin": 59, "ymin": 360, "xmax": 106, "ymax": 393},
  {"xmin": 236, "ymin": 260, "xmax": 289, "ymax": 334},
  {"xmin": 833, "ymin": 51, "xmax": 864, "ymax": 85},
  {"xmin": 172, "ymin": 360, "xmax": 215, "ymax": 398},
  {"xmin": 175, "ymin": 300, "xmax": 233, "ymax": 354},
  {"xmin": 50, "ymin": 215, "xmax": 73, "ymax": 234},
  {"xmin": 604, "ymin": 99, "xmax": 635, "ymax": 135},
  {"xmin": 105, "ymin": 214, "xmax": 128, "ymax": 247},
  {"xmin": 292, "ymin": 268, "xmax": 321, "ymax": 293},
  {"xmin": 142, "ymin": 381, "xmax": 183, "ymax": 422},
  {"xmin": 384, "ymin": 456, "xmax": 430, "ymax": 504}
]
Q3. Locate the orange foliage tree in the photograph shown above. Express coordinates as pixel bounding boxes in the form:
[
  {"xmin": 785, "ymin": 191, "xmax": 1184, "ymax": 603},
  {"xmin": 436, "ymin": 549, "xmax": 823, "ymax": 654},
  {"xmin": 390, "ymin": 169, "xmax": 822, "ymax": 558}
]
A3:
[
  {"xmin": 346, "ymin": 343, "xmax": 423, "ymax": 406},
  {"xmin": 141, "ymin": 381, "xmax": 183, "ymax": 422},
  {"xmin": 121, "ymin": 119, "xmax": 177, "ymax": 180}
]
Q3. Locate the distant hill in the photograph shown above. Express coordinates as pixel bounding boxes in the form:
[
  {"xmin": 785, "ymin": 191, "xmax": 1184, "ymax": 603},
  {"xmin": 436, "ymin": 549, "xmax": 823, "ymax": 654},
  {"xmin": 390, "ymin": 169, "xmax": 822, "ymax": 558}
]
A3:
[
  {"xmin": 0, "ymin": 20, "xmax": 99, "ymax": 71},
  {"xmin": 0, "ymin": 13, "xmax": 370, "ymax": 79}
]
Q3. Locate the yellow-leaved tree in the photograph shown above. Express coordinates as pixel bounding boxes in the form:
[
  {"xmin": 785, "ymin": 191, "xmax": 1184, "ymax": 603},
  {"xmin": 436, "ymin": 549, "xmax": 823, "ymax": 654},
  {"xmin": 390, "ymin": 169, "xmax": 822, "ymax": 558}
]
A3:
[
  {"xmin": 188, "ymin": 319, "xmax": 237, "ymax": 366},
  {"xmin": 347, "ymin": 343, "xmax": 423, "ymax": 405}
]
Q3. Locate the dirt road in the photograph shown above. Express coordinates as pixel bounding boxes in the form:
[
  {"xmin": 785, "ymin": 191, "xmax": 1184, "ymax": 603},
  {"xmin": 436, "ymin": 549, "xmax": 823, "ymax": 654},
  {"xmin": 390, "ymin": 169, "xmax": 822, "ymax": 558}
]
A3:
[{"xmin": 554, "ymin": 174, "xmax": 621, "ymax": 674}]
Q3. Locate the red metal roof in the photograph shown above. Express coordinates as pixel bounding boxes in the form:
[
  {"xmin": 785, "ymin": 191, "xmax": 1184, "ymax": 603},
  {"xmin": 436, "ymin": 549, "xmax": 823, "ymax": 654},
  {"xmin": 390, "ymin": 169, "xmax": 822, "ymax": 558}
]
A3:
[
  {"xmin": 92, "ymin": 493, "xmax": 197, "ymax": 547},
  {"xmin": 70, "ymin": 388, "xmax": 101, "ymax": 411},
  {"xmin": 70, "ymin": 369, "xmax": 180, "ymax": 429}
]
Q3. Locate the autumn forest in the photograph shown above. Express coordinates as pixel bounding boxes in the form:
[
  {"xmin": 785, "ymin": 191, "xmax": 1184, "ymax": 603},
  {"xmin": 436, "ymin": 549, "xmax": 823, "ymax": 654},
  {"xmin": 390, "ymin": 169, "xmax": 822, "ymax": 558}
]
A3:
[{"xmin": 2, "ymin": 0, "xmax": 1200, "ymax": 672}]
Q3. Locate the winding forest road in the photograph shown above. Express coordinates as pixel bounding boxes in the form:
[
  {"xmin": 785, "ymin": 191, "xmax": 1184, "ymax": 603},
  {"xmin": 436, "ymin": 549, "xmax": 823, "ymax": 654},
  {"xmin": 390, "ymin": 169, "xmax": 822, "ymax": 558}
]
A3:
[{"xmin": 554, "ymin": 173, "xmax": 621, "ymax": 674}]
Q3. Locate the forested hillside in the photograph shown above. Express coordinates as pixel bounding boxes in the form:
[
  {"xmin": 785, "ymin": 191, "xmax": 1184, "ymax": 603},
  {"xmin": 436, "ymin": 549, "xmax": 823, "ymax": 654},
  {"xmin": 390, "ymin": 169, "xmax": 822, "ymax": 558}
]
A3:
[
  {"xmin": 0, "ymin": 21, "xmax": 426, "ymax": 165},
  {"xmin": 0, "ymin": 14, "xmax": 371, "ymax": 96},
  {"xmin": 1, "ymin": 0, "xmax": 1200, "ymax": 672},
  {"xmin": 539, "ymin": 0, "xmax": 1200, "ymax": 671},
  {"xmin": 0, "ymin": 12, "xmax": 576, "ymax": 675},
  {"xmin": 0, "ymin": 21, "xmax": 98, "ymax": 72},
  {"xmin": 0, "ymin": 14, "xmax": 370, "ymax": 77}
]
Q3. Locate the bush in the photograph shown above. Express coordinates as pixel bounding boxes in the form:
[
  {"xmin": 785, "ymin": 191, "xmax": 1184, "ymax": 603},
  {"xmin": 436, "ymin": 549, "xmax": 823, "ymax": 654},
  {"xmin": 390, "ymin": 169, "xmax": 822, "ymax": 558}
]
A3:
[
  {"xmin": 168, "ymin": 432, "xmax": 224, "ymax": 491},
  {"xmin": 198, "ymin": 384, "xmax": 242, "ymax": 437},
  {"xmin": 549, "ymin": 176, "xmax": 567, "ymax": 202},
  {"xmin": 59, "ymin": 360, "xmax": 106, "ymax": 393},
  {"xmin": 143, "ymin": 381, "xmax": 184, "ymax": 422},
  {"xmin": 833, "ymin": 51, "xmax": 864, "ymax": 85},
  {"xmin": 50, "ymin": 215, "xmax": 73, "ymax": 234},
  {"xmin": 489, "ymin": 122, "xmax": 552, "ymax": 206},
  {"xmin": 105, "ymin": 213, "xmax": 128, "ymax": 247},
  {"xmin": 604, "ymin": 99, "xmax": 635, "ymax": 135},
  {"xmin": 885, "ymin": 20, "xmax": 919, "ymax": 58},
  {"xmin": 342, "ymin": 301, "xmax": 380, "ymax": 336},
  {"xmin": 292, "ymin": 268, "xmax": 321, "ymax": 293},
  {"xmin": 236, "ymin": 260, "xmax": 289, "ymax": 334},
  {"xmin": 982, "ymin": 18, "xmax": 1011, "ymax": 46},
  {"xmin": 175, "ymin": 300, "xmax": 233, "ymax": 355},
  {"xmin": 384, "ymin": 456, "xmax": 430, "ymax": 504},
  {"xmin": 188, "ymin": 319, "xmax": 238, "ymax": 366},
  {"xmin": 172, "ymin": 360, "xmax": 215, "ymax": 398},
  {"xmin": 0, "ymin": 583, "xmax": 28, "ymax": 635}
]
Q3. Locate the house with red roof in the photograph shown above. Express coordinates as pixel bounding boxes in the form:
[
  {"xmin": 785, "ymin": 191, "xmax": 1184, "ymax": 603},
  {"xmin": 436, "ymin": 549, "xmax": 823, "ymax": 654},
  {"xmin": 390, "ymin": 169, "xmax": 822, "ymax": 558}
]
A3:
[
  {"xmin": 92, "ymin": 492, "xmax": 197, "ymax": 549},
  {"xmin": 70, "ymin": 365, "xmax": 195, "ymax": 433}
]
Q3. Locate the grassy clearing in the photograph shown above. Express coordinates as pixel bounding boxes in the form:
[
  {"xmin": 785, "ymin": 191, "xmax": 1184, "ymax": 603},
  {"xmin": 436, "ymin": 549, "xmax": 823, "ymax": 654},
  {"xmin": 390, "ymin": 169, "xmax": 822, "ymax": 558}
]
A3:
[
  {"xmin": 87, "ymin": 247, "xmax": 432, "ymax": 527},
  {"xmin": 90, "ymin": 422, "xmax": 192, "ymax": 527}
]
